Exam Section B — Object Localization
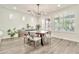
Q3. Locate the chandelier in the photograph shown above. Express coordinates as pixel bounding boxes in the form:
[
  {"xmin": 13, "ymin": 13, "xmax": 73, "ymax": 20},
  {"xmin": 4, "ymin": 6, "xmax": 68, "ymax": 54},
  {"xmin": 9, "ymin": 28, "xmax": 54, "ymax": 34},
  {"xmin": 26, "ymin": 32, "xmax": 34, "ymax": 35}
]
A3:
[
  {"xmin": 27, "ymin": 4, "xmax": 42, "ymax": 16},
  {"xmin": 37, "ymin": 4, "xmax": 41, "ymax": 15},
  {"xmin": 36, "ymin": 4, "xmax": 46, "ymax": 16}
]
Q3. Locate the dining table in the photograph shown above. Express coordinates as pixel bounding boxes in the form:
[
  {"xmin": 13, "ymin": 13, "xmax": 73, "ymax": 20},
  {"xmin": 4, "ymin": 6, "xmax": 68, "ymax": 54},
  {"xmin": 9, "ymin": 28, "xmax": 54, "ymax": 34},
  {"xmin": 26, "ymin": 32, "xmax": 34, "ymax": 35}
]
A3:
[
  {"xmin": 35, "ymin": 31, "xmax": 48, "ymax": 46},
  {"xmin": 26, "ymin": 30, "xmax": 48, "ymax": 46}
]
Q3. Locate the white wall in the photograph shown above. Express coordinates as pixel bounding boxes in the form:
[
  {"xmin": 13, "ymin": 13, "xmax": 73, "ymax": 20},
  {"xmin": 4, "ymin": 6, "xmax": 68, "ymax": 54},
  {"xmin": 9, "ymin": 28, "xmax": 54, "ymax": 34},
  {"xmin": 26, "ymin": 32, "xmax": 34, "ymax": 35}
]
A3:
[
  {"xmin": 0, "ymin": 6, "xmax": 37, "ymax": 37},
  {"xmin": 35, "ymin": 15, "xmax": 47, "ymax": 30},
  {"xmin": 50, "ymin": 5, "xmax": 79, "ymax": 42},
  {"xmin": 1, "ymin": 5, "xmax": 79, "ymax": 42}
]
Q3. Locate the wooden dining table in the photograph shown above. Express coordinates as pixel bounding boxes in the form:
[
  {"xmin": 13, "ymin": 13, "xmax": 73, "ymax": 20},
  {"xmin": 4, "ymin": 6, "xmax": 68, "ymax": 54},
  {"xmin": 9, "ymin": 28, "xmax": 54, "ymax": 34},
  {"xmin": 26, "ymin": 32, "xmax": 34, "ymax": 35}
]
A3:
[
  {"xmin": 26, "ymin": 30, "xmax": 48, "ymax": 46},
  {"xmin": 35, "ymin": 31, "xmax": 48, "ymax": 46}
]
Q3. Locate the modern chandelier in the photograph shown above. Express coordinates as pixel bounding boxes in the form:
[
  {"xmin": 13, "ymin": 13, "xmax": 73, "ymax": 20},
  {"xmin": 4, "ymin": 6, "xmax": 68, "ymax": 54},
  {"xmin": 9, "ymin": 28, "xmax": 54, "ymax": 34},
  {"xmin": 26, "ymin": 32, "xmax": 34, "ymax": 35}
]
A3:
[
  {"xmin": 27, "ymin": 4, "xmax": 44, "ymax": 16},
  {"xmin": 36, "ymin": 4, "xmax": 41, "ymax": 15},
  {"xmin": 36, "ymin": 4, "xmax": 47, "ymax": 16}
]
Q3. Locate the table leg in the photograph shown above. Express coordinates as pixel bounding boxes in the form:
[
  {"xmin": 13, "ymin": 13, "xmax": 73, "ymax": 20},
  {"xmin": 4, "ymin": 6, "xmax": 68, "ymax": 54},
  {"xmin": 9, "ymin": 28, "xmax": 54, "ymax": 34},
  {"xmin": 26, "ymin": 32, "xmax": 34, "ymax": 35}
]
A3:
[{"xmin": 40, "ymin": 34, "xmax": 44, "ymax": 46}]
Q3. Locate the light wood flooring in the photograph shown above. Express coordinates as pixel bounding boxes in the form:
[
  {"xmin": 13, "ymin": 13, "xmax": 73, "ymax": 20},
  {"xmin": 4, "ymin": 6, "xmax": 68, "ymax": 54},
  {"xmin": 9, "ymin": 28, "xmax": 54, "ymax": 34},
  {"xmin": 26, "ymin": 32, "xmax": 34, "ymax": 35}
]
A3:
[{"xmin": 0, "ymin": 37, "xmax": 79, "ymax": 54}]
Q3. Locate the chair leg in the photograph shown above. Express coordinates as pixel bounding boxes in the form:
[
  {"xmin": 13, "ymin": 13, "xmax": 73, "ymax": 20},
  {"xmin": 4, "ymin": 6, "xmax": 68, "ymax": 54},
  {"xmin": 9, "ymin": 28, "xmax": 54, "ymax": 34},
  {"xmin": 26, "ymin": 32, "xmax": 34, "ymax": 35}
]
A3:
[
  {"xmin": 34, "ymin": 41, "xmax": 37, "ymax": 48},
  {"xmin": 24, "ymin": 37, "xmax": 26, "ymax": 44}
]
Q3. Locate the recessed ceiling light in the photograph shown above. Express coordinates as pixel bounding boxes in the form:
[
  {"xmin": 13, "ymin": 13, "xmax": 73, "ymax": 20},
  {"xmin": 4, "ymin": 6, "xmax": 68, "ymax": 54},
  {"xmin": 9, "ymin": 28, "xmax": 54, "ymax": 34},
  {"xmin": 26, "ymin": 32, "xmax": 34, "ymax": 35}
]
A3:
[
  {"xmin": 13, "ymin": 6, "xmax": 16, "ymax": 10},
  {"xmin": 57, "ymin": 4, "xmax": 61, "ymax": 7}
]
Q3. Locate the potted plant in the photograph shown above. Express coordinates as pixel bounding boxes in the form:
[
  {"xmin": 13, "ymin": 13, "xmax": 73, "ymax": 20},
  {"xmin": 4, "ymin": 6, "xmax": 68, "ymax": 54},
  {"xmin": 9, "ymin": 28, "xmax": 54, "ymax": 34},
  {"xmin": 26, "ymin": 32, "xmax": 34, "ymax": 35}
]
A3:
[{"xmin": 7, "ymin": 28, "xmax": 17, "ymax": 38}]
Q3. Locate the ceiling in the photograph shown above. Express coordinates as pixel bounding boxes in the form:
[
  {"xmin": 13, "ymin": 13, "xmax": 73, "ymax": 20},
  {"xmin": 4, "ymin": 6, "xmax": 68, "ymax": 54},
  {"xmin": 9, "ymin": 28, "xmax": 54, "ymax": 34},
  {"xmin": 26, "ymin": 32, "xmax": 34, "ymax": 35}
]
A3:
[{"xmin": 0, "ymin": 4, "xmax": 73, "ymax": 16}]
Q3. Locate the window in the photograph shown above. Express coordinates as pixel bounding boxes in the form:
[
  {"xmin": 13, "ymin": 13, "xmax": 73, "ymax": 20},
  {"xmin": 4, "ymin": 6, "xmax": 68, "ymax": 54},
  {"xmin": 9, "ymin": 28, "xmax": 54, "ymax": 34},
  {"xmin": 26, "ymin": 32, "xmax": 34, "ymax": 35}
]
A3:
[{"xmin": 54, "ymin": 14, "xmax": 75, "ymax": 32}]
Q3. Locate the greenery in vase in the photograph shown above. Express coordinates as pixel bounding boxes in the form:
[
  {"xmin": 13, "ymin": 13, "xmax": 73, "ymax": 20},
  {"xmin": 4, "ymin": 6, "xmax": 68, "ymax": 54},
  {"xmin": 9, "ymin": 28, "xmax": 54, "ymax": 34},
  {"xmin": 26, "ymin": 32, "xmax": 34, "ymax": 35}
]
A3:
[
  {"xmin": 36, "ymin": 24, "xmax": 41, "ymax": 30},
  {"xmin": 26, "ymin": 24, "xmax": 30, "ymax": 29},
  {"xmin": 7, "ymin": 28, "xmax": 17, "ymax": 37}
]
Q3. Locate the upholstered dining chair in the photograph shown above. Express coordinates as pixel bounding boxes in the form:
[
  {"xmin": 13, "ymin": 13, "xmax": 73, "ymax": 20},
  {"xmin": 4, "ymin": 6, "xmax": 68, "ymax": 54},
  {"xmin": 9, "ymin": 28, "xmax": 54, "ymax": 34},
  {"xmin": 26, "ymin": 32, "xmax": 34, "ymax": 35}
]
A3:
[
  {"xmin": 24, "ymin": 31, "xmax": 41, "ymax": 48},
  {"xmin": 28, "ymin": 36, "xmax": 41, "ymax": 47},
  {"xmin": 23, "ymin": 32, "xmax": 30, "ymax": 44},
  {"xmin": 42, "ymin": 32, "xmax": 51, "ymax": 45}
]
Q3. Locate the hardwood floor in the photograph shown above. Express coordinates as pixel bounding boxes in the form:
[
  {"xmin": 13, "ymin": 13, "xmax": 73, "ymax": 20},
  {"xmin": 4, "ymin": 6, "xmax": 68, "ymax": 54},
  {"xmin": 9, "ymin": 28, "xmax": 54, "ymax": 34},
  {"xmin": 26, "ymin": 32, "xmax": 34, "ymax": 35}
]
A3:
[{"xmin": 0, "ymin": 37, "xmax": 79, "ymax": 54}]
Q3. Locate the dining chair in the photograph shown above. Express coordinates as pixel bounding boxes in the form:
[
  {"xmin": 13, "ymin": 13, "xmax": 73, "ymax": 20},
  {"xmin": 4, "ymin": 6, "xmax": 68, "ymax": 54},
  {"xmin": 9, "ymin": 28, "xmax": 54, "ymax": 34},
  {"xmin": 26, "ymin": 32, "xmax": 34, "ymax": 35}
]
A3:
[
  {"xmin": 42, "ymin": 32, "xmax": 51, "ymax": 45},
  {"xmin": 25, "ymin": 32, "xmax": 41, "ymax": 48},
  {"xmin": 29, "ymin": 36, "xmax": 41, "ymax": 48}
]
